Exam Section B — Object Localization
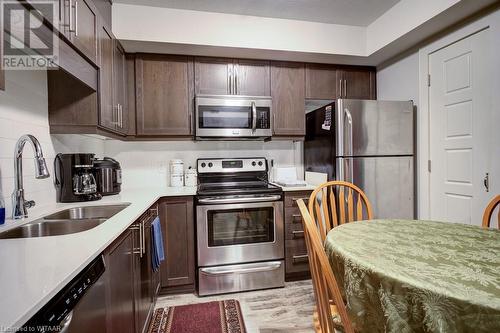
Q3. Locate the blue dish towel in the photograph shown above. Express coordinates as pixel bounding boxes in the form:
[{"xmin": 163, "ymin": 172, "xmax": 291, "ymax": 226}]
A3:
[{"xmin": 151, "ymin": 216, "xmax": 165, "ymax": 272}]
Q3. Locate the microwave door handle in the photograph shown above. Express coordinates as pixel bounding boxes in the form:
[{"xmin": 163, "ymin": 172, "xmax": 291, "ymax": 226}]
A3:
[{"xmin": 251, "ymin": 101, "xmax": 257, "ymax": 133}]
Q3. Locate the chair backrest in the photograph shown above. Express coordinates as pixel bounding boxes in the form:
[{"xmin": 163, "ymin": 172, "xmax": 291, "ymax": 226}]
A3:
[
  {"xmin": 482, "ymin": 195, "xmax": 500, "ymax": 229},
  {"xmin": 297, "ymin": 199, "xmax": 354, "ymax": 333},
  {"xmin": 308, "ymin": 181, "xmax": 373, "ymax": 241}
]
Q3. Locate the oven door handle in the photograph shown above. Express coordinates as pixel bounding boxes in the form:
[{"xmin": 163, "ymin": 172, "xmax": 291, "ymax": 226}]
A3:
[
  {"xmin": 200, "ymin": 262, "xmax": 282, "ymax": 275},
  {"xmin": 198, "ymin": 194, "xmax": 281, "ymax": 204}
]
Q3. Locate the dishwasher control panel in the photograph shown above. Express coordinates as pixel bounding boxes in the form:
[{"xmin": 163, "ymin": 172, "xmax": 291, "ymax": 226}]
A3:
[{"xmin": 23, "ymin": 255, "xmax": 105, "ymax": 331}]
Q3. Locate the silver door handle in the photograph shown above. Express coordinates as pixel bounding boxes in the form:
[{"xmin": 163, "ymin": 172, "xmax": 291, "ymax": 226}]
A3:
[
  {"xmin": 344, "ymin": 108, "xmax": 353, "ymax": 157},
  {"xmin": 200, "ymin": 262, "xmax": 282, "ymax": 275},
  {"xmin": 198, "ymin": 194, "xmax": 281, "ymax": 204},
  {"xmin": 251, "ymin": 101, "xmax": 257, "ymax": 133},
  {"xmin": 59, "ymin": 311, "xmax": 73, "ymax": 333},
  {"xmin": 130, "ymin": 224, "xmax": 142, "ymax": 255},
  {"xmin": 228, "ymin": 65, "xmax": 233, "ymax": 95},
  {"xmin": 484, "ymin": 173, "xmax": 489, "ymax": 192},
  {"xmin": 68, "ymin": 0, "xmax": 74, "ymax": 32}
]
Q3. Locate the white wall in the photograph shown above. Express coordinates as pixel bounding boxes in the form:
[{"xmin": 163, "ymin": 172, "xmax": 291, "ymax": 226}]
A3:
[
  {"xmin": 376, "ymin": 50, "xmax": 419, "ymax": 105},
  {"xmin": 104, "ymin": 140, "xmax": 302, "ymax": 189},
  {"xmin": 0, "ymin": 71, "xmax": 104, "ymax": 220}
]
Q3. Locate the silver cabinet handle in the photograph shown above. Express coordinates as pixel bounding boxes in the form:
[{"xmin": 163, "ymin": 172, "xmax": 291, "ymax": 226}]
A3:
[
  {"xmin": 200, "ymin": 262, "xmax": 282, "ymax": 275},
  {"xmin": 118, "ymin": 104, "xmax": 123, "ymax": 128},
  {"xmin": 343, "ymin": 79, "xmax": 347, "ymax": 98},
  {"xmin": 59, "ymin": 311, "xmax": 73, "ymax": 333},
  {"xmin": 74, "ymin": 0, "xmax": 78, "ymax": 36},
  {"xmin": 130, "ymin": 224, "xmax": 142, "ymax": 255},
  {"xmin": 291, "ymin": 214, "xmax": 302, "ymax": 223},
  {"xmin": 292, "ymin": 230, "xmax": 304, "ymax": 238},
  {"xmin": 339, "ymin": 79, "xmax": 343, "ymax": 98},
  {"xmin": 198, "ymin": 194, "xmax": 281, "ymax": 204},
  {"xmin": 234, "ymin": 63, "xmax": 238, "ymax": 95},
  {"xmin": 68, "ymin": 0, "xmax": 74, "ymax": 32},
  {"xmin": 484, "ymin": 173, "xmax": 490, "ymax": 192},
  {"xmin": 251, "ymin": 101, "xmax": 257, "ymax": 133},
  {"xmin": 292, "ymin": 197, "xmax": 309, "ymax": 203},
  {"xmin": 292, "ymin": 254, "xmax": 309, "ymax": 262},
  {"xmin": 228, "ymin": 65, "xmax": 233, "ymax": 95}
]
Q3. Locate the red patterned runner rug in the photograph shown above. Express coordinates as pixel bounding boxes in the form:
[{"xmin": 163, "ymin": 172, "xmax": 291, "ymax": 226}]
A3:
[{"xmin": 148, "ymin": 299, "xmax": 246, "ymax": 333}]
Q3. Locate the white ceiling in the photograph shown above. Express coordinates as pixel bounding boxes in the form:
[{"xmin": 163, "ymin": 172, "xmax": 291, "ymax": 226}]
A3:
[{"xmin": 113, "ymin": 0, "xmax": 401, "ymax": 26}]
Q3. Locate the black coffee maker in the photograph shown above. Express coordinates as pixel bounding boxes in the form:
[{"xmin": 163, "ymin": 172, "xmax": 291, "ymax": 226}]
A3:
[{"xmin": 54, "ymin": 153, "xmax": 102, "ymax": 203}]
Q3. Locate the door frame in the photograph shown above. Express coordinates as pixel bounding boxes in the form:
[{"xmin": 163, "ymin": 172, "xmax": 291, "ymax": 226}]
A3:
[{"xmin": 417, "ymin": 9, "xmax": 500, "ymax": 219}]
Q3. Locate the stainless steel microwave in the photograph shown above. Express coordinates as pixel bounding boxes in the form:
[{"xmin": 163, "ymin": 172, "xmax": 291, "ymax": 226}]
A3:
[{"xmin": 195, "ymin": 95, "xmax": 273, "ymax": 140}]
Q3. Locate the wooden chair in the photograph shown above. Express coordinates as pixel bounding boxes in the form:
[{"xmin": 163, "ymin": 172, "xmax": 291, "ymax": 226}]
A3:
[
  {"xmin": 482, "ymin": 195, "xmax": 500, "ymax": 229},
  {"xmin": 308, "ymin": 181, "xmax": 373, "ymax": 242},
  {"xmin": 297, "ymin": 199, "xmax": 354, "ymax": 333}
]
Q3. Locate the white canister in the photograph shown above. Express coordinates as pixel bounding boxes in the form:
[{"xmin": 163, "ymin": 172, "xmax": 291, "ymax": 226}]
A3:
[
  {"xmin": 170, "ymin": 159, "xmax": 184, "ymax": 175},
  {"xmin": 170, "ymin": 173, "xmax": 184, "ymax": 187},
  {"xmin": 184, "ymin": 167, "xmax": 197, "ymax": 187}
]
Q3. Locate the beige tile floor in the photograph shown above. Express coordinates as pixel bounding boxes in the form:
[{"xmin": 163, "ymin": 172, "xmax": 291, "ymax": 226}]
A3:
[{"xmin": 156, "ymin": 280, "xmax": 316, "ymax": 333}]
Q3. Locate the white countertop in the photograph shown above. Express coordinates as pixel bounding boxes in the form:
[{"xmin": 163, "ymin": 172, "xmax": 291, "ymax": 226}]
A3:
[
  {"xmin": 271, "ymin": 183, "xmax": 317, "ymax": 192},
  {"xmin": 0, "ymin": 186, "xmax": 196, "ymax": 330}
]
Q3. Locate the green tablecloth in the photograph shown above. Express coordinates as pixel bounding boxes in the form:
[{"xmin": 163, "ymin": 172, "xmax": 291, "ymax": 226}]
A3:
[{"xmin": 324, "ymin": 219, "xmax": 500, "ymax": 333}]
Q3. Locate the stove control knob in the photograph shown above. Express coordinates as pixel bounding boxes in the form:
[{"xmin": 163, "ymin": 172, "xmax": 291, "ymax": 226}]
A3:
[
  {"xmin": 208, "ymin": 162, "xmax": 213, "ymax": 168},
  {"xmin": 258, "ymin": 161, "xmax": 263, "ymax": 166},
  {"xmin": 201, "ymin": 162, "xmax": 206, "ymax": 168},
  {"xmin": 252, "ymin": 161, "xmax": 256, "ymax": 166}
]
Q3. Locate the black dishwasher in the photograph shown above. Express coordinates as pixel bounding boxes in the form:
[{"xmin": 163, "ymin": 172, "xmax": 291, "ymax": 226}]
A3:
[{"xmin": 22, "ymin": 255, "xmax": 107, "ymax": 333}]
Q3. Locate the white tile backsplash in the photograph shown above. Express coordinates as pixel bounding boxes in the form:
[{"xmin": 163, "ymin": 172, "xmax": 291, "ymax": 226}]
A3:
[
  {"xmin": 105, "ymin": 140, "xmax": 304, "ymax": 189},
  {"xmin": 0, "ymin": 71, "xmax": 104, "ymax": 219}
]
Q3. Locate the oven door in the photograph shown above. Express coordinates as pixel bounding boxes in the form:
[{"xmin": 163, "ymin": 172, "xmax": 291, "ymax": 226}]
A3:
[
  {"xmin": 197, "ymin": 199, "xmax": 284, "ymax": 267},
  {"xmin": 195, "ymin": 95, "xmax": 272, "ymax": 139}
]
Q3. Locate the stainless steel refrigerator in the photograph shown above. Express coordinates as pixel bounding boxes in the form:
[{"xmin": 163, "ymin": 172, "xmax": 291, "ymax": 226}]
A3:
[{"xmin": 304, "ymin": 99, "xmax": 415, "ymax": 219}]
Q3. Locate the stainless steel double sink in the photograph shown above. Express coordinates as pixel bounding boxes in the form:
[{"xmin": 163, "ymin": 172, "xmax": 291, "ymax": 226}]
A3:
[{"xmin": 0, "ymin": 204, "xmax": 131, "ymax": 239}]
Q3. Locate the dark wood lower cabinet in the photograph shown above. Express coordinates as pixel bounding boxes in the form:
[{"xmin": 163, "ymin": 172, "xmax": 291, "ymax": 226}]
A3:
[
  {"xmin": 104, "ymin": 229, "xmax": 136, "ymax": 333},
  {"xmin": 159, "ymin": 197, "xmax": 195, "ymax": 294},
  {"xmin": 104, "ymin": 202, "xmax": 164, "ymax": 333},
  {"xmin": 284, "ymin": 191, "xmax": 312, "ymax": 281}
]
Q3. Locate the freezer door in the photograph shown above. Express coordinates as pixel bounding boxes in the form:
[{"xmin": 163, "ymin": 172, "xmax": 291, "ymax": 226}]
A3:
[
  {"xmin": 336, "ymin": 99, "xmax": 414, "ymax": 157},
  {"xmin": 336, "ymin": 156, "xmax": 415, "ymax": 219}
]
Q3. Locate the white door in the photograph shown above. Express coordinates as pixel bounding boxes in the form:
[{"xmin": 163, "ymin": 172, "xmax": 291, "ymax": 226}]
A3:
[{"xmin": 429, "ymin": 29, "xmax": 491, "ymax": 225}]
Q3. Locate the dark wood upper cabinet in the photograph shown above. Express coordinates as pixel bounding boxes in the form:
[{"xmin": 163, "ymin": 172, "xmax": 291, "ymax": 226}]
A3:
[
  {"xmin": 113, "ymin": 41, "xmax": 128, "ymax": 134},
  {"xmin": 59, "ymin": 0, "xmax": 98, "ymax": 65},
  {"xmin": 98, "ymin": 24, "xmax": 115, "ymax": 131},
  {"xmin": 195, "ymin": 57, "xmax": 270, "ymax": 96},
  {"xmin": 235, "ymin": 59, "xmax": 270, "ymax": 96},
  {"xmin": 338, "ymin": 67, "xmax": 376, "ymax": 100},
  {"xmin": 159, "ymin": 197, "xmax": 195, "ymax": 293},
  {"xmin": 135, "ymin": 54, "xmax": 194, "ymax": 136},
  {"xmin": 194, "ymin": 57, "xmax": 232, "ymax": 95},
  {"xmin": 104, "ymin": 229, "xmax": 135, "ymax": 333},
  {"xmin": 271, "ymin": 61, "xmax": 306, "ymax": 136},
  {"xmin": 305, "ymin": 63, "xmax": 339, "ymax": 99}
]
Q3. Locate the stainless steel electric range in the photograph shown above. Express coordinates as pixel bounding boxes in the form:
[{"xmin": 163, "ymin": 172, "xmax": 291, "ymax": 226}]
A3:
[{"xmin": 196, "ymin": 157, "xmax": 284, "ymax": 296}]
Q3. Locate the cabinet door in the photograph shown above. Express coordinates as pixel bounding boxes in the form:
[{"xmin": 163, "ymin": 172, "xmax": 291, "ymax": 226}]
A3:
[
  {"xmin": 98, "ymin": 24, "xmax": 115, "ymax": 131},
  {"xmin": 71, "ymin": 0, "xmax": 98, "ymax": 64},
  {"xmin": 159, "ymin": 197, "xmax": 195, "ymax": 289},
  {"xmin": 271, "ymin": 61, "xmax": 306, "ymax": 136},
  {"xmin": 235, "ymin": 59, "xmax": 270, "ymax": 96},
  {"xmin": 136, "ymin": 54, "xmax": 194, "ymax": 136},
  {"xmin": 194, "ymin": 57, "xmax": 232, "ymax": 95},
  {"xmin": 340, "ymin": 68, "xmax": 376, "ymax": 100},
  {"xmin": 305, "ymin": 63, "xmax": 339, "ymax": 99},
  {"xmin": 113, "ymin": 41, "xmax": 128, "ymax": 134},
  {"xmin": 134, "ymin": 220, "xmax": 154, "ymax": 333},
  {"xmin": 104, "ymin": 230, "xmax": 135, "ymax": 333}
]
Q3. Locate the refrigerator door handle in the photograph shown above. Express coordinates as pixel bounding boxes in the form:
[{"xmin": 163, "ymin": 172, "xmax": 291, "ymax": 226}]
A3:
[{"xmin": 344, "ymin": 108, "xmax": 353, "ymax": 157}]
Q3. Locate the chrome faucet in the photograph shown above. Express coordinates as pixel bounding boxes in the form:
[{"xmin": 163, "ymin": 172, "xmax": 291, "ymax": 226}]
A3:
[{"xmin": 12, "ymin": 134, "xmax": 50, "ymax": 219}]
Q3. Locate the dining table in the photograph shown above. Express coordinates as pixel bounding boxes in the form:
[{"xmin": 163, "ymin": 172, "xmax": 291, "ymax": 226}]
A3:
[{"xmin": 324, "ymin": 219, "xmax": 500, "ymax": 333}]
